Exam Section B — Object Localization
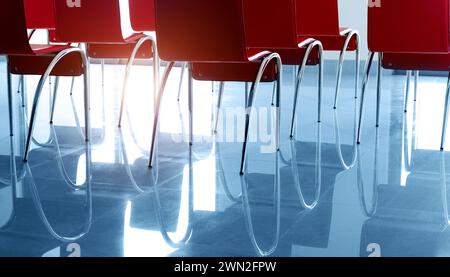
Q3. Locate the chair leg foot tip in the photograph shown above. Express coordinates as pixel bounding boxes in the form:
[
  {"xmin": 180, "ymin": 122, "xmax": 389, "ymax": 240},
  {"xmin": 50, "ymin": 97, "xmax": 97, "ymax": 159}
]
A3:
[
  {"xmin": 357, "ymin": 141, "xmax": 361, "ymax": 145},
  {"xmin": 333, "ymin": 107, "xmax": 337, "ymax": 110},
  {"xmin": 441, "ymin": 148, "xmax": 444, "ymax": 151},
  {"xmin": 239, "ymin": 172, "xmax": 244, "ymax": 176}
]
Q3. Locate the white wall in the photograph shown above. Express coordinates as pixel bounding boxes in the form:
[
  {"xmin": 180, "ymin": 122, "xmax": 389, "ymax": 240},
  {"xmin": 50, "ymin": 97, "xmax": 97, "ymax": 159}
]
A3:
[{"xmin": 324, "ymin": 0, "xmax": 368, "ymax": 60}]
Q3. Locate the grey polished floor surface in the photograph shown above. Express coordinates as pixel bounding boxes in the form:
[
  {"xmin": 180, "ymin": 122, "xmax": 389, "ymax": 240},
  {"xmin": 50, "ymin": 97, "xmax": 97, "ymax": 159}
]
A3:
[{"xmin": 0, "ymin": 58, "xmax": 449, "ymax": 257}]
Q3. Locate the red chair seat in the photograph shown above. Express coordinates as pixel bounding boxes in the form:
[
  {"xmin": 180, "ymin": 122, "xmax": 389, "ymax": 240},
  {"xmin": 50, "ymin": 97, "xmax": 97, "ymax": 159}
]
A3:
[
  {"xmin": 382, "ymin": 52, "xmax": 450, "ymax": 71},
  {"xmin": 9, "ymin": 45, "xmax": 84, "ymax": 76},
  {"xmin": 87, "ymin": 33, "xmax": 153, "ymax": 59}
]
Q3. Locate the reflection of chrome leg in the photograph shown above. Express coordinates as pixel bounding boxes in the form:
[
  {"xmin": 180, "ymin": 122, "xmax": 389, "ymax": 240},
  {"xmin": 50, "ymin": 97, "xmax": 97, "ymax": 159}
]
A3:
[
  {"xmin": 188, "ymin": 63, "xmax": 194, "ymax": 145},
  {"xmin": 356, "ymin": 52, "xmax": 375, "ymax": 144},
  {"xmin": 404, "ymin": 70, "xmax": 411, "ymax": 113},
  {"xmin": 414, "ymin": 70, "xmax": 419, "ymax": 102},
  {"xmin": 290, "ymin": 40, "xmax": 324, "ymax": 139},
  {"xmin": 177, "ymin": 62, "xmax": 186, "ymax": 101},
  {"xmin": 240, "ymin": 53, "xmax": 282, "ymax": 175},
  {"xmin": 375, "ymin": 53, "xmax": 382, "ymax": 127},
  {"xmin": 440, "ymin": 72, "xmax": 450, "ymax": 151},
  {"xmin": 149, "ymin": 62, "xmax": 175, "ymax": 168},
  {"xmin": 213, "ymin": 82, "xmax": 225, "ymax": 134},
  {"xmin": 118, "ymin": 36, "xmax": 158, "ymax": 127},
  {"xmin": 24, "ymin": 48, "xmax": 90, "ymax": 162},
  {"xmin": 333, "ymin": 31, "xmax": 360, "ymax": 109}
]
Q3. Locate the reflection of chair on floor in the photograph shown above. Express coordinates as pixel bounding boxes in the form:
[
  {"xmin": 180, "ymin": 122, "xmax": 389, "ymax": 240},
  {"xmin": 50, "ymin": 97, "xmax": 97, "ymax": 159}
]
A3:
[
  {"xmin": 275, "ymin": 142, "xmax": 350, "ymax": 255},
  {"xmin": 358, "ymin": 124, "xmax": 450, "ymax": 256},
  {"xmin": 360, "ymin": 151, "xmax": 450, "ymax": 256},
  {"xmin": 358, "ymin": 98, "xmax": 450, "ymax": 225},
  {"xmin": 9, "ymin": 126, "xmax": 92, "ymax": 243},
  {"xmin": 215, "ymin": 139, "xmax": 349, "ymax": 256},
  {"xmin": 127, "ymin": 146, "xmax": 194, "ymax": 250}
]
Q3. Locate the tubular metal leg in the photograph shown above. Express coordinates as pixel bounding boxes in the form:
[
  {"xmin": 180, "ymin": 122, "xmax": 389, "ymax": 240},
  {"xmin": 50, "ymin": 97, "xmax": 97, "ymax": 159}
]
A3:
[
  {"xmin": 213, "ymin": 82, "xmax": 225, "ymax": 134},
  {"xmin": 17, "ymin": 75, "xmax": 23, "ymax": 94},
  {"xmin": 356, "ymin": 52, "xmax": 376, "ymax": 144},
  {"xmin": 375, "ymin": 53, "xmax": 382, "ymax": 127},
  {"xmin": 101, "ymin": 59, "xmax": 105, "ymax": 87},
  {"xmin": 240, "ymin": 53, "xmax": 283, "ymax": 175},
  {"xmin": 7, "ymin": 58, "xmax": 14, "ymax": 137},
  {"xmin": 270, "ymin": 81, "xmax": 277, "ymax": 106},
  {"xmin": 414, "ymin": 70, "xmax": 419, "ymax": 102},
  {"xmin": 50, "ymin": 77, "xmax": 60, "ymax": 124},
  {"xmin": 440, "ymin": 72, "xmax": 450, "ymax": 151},
  {"xmin": 333, "ymin": 31, "xmax": 360, "ymax": 109},
  {"xmin": 19, "ymin": 76, "xmax": 26, "ymax": 108},
  {"xmin": 148, "ymin": 62, "xmax": 175, "ymax": 168},
  {"xmin": 177, "ymin": 62, "xmax": 186, "ymax": 101},
  {"xmin": 118, "ymin": 36, "xmax": 159, "ymax": 127},
  {"xmin": 69, "ymin": 77, "xmax": 76, "ymax": 96},
  {"xmin": 188, "ymin": 63, "xmax": 194, "ymax": 145},
  {"xmin": 290, "ymin": 40, "xmax": 324, "ymax": 138},
  {"xmin": 245, "ymin": 82, "xmax": 249, "ymax": 108},
  {"xmin": 404, "ymin": 70, "xmax": 412, "ymax": 113},
  {"xmin": 24, "ymin": 48, "xmax": 90, "ymax": 162}
]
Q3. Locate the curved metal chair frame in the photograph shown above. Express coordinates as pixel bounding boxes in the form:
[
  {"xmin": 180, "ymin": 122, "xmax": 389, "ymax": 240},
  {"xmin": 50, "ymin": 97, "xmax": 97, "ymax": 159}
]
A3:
[
  {"xmin": 148, "ymin": 52, "xmax": 283, "ymax": 177},
  {"xmin": 357, "ymin": 52, "xmax": 450, "ymax": 152},
  {"xmin": 23, "ymin": 47, "xmax": 91, "ymax": 162}
]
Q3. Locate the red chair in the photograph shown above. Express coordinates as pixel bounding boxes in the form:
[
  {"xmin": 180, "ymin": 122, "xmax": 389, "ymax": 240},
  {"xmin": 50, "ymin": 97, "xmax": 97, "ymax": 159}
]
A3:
[
  {"xmin": 357, "ymin": 0, "xmax": 450, "ymax": 151},
  {"xmin": 152, "ymin": 0, "xmax": 324, "ymax": 175},
  {"xmin": 0, "ymin": 0, "xmax": 90, "ymax": 162},
  {"xmin": 50, "ymin": 0, "xmax": 158, "ymax": 129},
  {"xmin": 288, "ymin": 0, "xmax": 359, "ymax": 137}
]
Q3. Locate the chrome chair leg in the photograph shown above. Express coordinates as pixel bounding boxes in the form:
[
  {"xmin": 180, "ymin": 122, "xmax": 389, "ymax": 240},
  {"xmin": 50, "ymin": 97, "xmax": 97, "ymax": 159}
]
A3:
[
  {"xmin": 118, "ymin": 36, "xmax": 159, "ymax": 127},
  {"xmin": 213, "ymin": 81, "xmax": 225, "ymax": 134},
  {"xmin": 440, "ymin": 72, "xmax": 450, "ymax": 151},
  {"xmin": 404, "ymin": 70, "xmax": 412, "ymax": 113},
  {"xmin": 245, "ymin": 82, "xmax": 249, "ymax": 108},
  {"xmin": 24, "ymin": 48, "xmax": 90, "ymax": 162},
  {"xmin": 333, "ymin": 31, "xmax": 360, "ymax": 109},
  {"xmin": 356, "ymin": 52, "xmax": 376, "ymax": 144},
  {"xmin": 69, "ymin": 76, "xmax": 75, "ymax": 96},
  {"xmin": 7, "ymin": 58, "xmax": 14, "ymax": 137},
  {"xmin": 149, "ymin": 62, "xmax": 175, "ymax": 168},
  {"xmin": 414, "ymin": 70, "xmax": 419, "ymax": 101},
  {"xmin": 270, "ymin": 81, "xmax": 277, "ymax": 106},
  {"xmin": 240, "ymin": 53, "xmax": 283, "ymax": 175},
  {"xmin": 101, "ymin": 59, "xmax": 105, "ymax": 87},
  {"xmin": 188, "ymin": 63, "xmax": 194, "ymax": 145},
  {"xmin": 375, "ymin": 53, "xmax": 382, "ymax": 127},
  {"xmin": 177, "ymin": 62, "xmax": 186, "ymax": 101},
  {"xmin": 290, "ymin": 40, "xmax": 324, "ymax": 138}
]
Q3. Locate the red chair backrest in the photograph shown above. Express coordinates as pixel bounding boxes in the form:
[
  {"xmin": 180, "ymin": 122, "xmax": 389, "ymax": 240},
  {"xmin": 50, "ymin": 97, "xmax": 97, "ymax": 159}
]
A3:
[
  {"xmin": 129, "ymin": 0, "xmax": 155, "ymax": 32},
  {"xmin": 0, "ymin": 1, "xmax": 33, "ymax": 55},
  {"xmin": 24, "ymin": 0, "xmax": 56, "ymax": 30},
  {"xmin": 155, "ymin": 0, "xmax": 248, "ymax": 62},
  {"xmin": 368, "ymin": 0, "xmax": 449, "ymax": 53},
  {"xmin": 52, "ymin": 0, "xmax": 128, "ymax": 43},
  {"xmin": 295, "ymin": 0, "xmax": 340, "ymax": 37},
  {"xmin": 242, "ymin": 0, "xmax": 298, "ymax": 49}
]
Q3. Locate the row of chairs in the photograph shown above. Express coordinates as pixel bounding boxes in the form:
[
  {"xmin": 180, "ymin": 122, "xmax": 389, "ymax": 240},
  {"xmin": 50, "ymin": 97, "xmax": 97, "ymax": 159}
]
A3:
[{"xmin": 0, "ymin": 0, "xmax": 449, "ymax": 177}]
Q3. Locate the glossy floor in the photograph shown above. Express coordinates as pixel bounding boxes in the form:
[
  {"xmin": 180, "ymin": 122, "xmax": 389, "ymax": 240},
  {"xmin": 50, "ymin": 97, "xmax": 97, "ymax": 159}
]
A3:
[{"xmin": 0, "ymin": 59, "xmax": 449, "ymax": 257}]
